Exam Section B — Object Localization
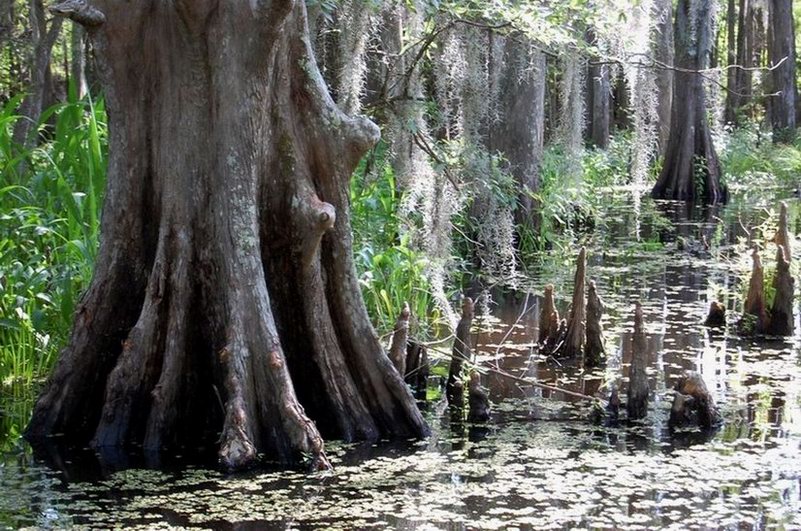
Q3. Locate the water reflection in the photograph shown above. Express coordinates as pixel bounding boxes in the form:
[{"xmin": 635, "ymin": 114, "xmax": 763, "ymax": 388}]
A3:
[{"xmin": 1, "ymin": 191, "xmax": 800, "ymax": 529}]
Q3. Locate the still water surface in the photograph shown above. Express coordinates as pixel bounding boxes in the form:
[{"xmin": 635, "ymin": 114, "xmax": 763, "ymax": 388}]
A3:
[{"xmin": 1, "ymin": 187, "xmax": 800, "ymax": 529}]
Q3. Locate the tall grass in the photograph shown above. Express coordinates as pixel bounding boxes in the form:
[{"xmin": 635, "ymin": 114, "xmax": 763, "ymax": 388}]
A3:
[{"xmin": 0, "ymin": 88, "xmax": 107, "ymax": 386}]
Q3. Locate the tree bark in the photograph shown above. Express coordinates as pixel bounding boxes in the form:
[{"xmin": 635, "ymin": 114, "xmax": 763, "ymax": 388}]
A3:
[
  {"xmin": 654, "ymin": 0, "xmax": 674, "ymax": 156},
  {"xmin": 652, "ymin": 0, "xmax": 726, "ymax": 204},
  {"xmin": 774, "ymin": 201, "xmax": 792, "ymax": 262},
  {"xmin": 69, "ymin": 23, "xmax": 87, "ymax": 98},
  {"xmin": 557, "ymin": 247, "xmax": 586, "ymax": 358},
  {"xmin": 584, "ymin": 31, "xmax": 610, "ymax": 149},
  {"xmin": 668, "ymin": 372, "xmax": 721, "ymax": 430},
  {"xmin": 627, "ymin": 302, "xmax": 649, "ymax": 421},
  {"xmin": 724, "ymin": 0, "xmax": 738, "ymax": 124},
  {"xmin": 767, "ymin": 0, "xmax": 797, "ymax": 142},
  {"xmin": 768, "ymin": 244, "xmax": 794, "ymax": 336},
  {"xmin": 12, "ymin": 0, "xmax": 63, "ymax": 149},
  {"xmin": 538, "ymin": 284, "xmax": 560, "ymax": 347},
  {"xmin": 26, "ymin": 0, "xmax": 428, "ymax": 471},
  {"xmin": 739, "ymin": 248, "xmax": 769, "ymax": 335},
  {"xmin": 584, "ymin": 280, "xmax": 605, "ymax": 367},
  {"xmin": 388, "ymin": 303, "xmax": 410, "ymax": 376},
  {"xmin": 447, "ymin": 297, "xmax": 474, "ymax": 407},
  {"xmin": 491, "ymin": 34, "xmax": 546, "ymax": 230}
]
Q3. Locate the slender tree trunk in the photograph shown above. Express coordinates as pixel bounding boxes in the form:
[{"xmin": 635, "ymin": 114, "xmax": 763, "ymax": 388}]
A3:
[
  {"xmin": 585, "ymin": 30, "xmax": 610, "ymax": 149},
  {"xmin": 0, "ymin": 0, "xmax": 13, "ymax": 47},
  {"xmin": 767, "ymin": 0, "xmax": 797, "ymax": 142},
  {"xmin": 70, "ymin": 23, "xmax": 87, "ymax": 98},
  {"xmin": 652, "ymin": 0, "xmax": 726, "ymax": 204},
  {"xmin": 732, "ymin": 0, "xmax": 752, "ymax": 119},
  {"xmin": 654, "ymin": 0, "xmax": 674, "ymax": 156},
  {"xmin": 12, "ymin": 0, "xmax": 63, "ymax": 149},
  {"xmin": 491, "ymin": 34, "xmax": 546, "ymax": 230},
  {"xmin": 26, "ymin": 0, "xmax": 428, "ymax": 472},
  {"xmin": 724, "ymin": 0, "xmax": 738, "ymax": 123}
]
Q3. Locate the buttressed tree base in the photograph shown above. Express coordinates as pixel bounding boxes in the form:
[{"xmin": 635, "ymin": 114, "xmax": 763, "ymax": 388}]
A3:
[{"xmin": 26, "ymin": 0, "xmax": 428, "ymax": 471}]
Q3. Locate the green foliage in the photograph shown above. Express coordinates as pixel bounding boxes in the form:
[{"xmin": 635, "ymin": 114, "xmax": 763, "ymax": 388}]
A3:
[
  {"xmin": 350, "ymin": 146, "xmax": 439, "ymax": 338},
  {"xmin": 720, "ymin": 123, "xmax": 801, "ymax": 190},
  {"xmin": 0, "ymin": 92, "xmax": 107, "ymax": 386}
]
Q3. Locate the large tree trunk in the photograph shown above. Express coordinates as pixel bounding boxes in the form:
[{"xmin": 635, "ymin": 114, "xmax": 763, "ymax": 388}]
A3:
[
  {"xmin": 767, "ymin": 0, "xmax": 797, "ymax": 142},
  {"xmin": 652, "ymin": 0, "xmax": 726, "ymax": 204},
  {"xmin": 26, "ymin": 0, "xmax": 428, "ymax": 472},
  {"xmin": 491, "ymin": 34, "xmax": 546, "ymax": 230}
]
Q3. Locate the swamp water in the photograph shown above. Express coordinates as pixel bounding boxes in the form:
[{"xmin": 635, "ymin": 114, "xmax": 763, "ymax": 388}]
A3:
[{"xmin": 1, "ymin": 187, "xmax": 801, "ymax": 529}]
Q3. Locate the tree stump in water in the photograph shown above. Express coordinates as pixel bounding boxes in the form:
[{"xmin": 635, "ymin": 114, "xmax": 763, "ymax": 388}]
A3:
[
  {"xmin": 405, "ymin": 341, "xmax": 429, "ymax": 400},
  {"xmin": 538, "ymin": 284, "xmax": 560, "ymax": 347},
  {"xmin": 773, "ymin": 202, "xmax": 792, "ymax": 262},
  {"xmin": 703, "ymin": 301, "xmax": 726, "ymax": 327},
  {"xmin": 467, "ymin": 372, "xmax": 491, "ymax": 422},
  {"xmin": 668, "ymin": 372, "xmax": 721, "ymax": 430},
  {"xmin": 738, "ymin": 248, "xmax": 769, "ymax": 335},
  {"xmin": 388, "ymin": 303, "xmax": 410, "ymax": 376},
  {"xmin": 627, "ymin": 302, "xmax": 650, "ymax": 421},
  {"xmin": 584, "ymin": 280, "xmax": 605, "ymax": 367},
  {"xmin": 556, "ymin": 247, "xmax": 587, "ymax": 358},
  {"xmin": 447, "ymin": 297, "xmax": 475, "ymax": 408},
  {"xmin": 768, "ymin": 245, "xmax": 794, "ymax": 336}
]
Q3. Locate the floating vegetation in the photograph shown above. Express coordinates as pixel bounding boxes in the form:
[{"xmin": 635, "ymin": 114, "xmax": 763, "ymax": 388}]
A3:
[{"xmin": 2, "ymin": 190, "xmax": 801, "ymax": 529}]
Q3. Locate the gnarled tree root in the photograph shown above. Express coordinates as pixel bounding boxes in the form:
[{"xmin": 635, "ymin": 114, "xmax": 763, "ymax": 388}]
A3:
[{"xmin": 668, "ymin": 372, "xmax": 721, "ymax": 431}]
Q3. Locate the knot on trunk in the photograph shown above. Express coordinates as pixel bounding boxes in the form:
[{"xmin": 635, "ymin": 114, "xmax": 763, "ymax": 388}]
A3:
[
  {"xmin": 50, "ymin": 0, "xmax": 105, "ymax": 27},
  {"xmin": 299, "ymin": 197, "xmax": 336, "ymax": 269},
  {"xmin": 345, "ymin": 115, "xmax": 381, "ymax": 156}
]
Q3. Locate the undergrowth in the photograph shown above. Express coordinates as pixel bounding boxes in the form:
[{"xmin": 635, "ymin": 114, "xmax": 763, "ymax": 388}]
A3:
[{"xmin": 1, "ymin": 89, "xmax": 106, "ymax": 387}]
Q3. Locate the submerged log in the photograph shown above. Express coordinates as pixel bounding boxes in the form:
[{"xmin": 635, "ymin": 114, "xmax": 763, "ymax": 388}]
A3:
[
  {"xmin": 768, "ymin": 244, "xmax": 794, "ymax": 336},
  {"xmin": 388, "ymin": 303, "xmax": 411, "ymax": 376},
  {"xmin": 538, "ymin": 284, "xmax": 560, "ymax": 346},
  {"xmin": 447, "ymin": 297, "xmax": 475, "ymax": 407},
  {"xmin": 627, "ymin": 302, "xmax": 650, "ymax": 421},
  {"xmin": 773, "ymin": 201, "xmax": 792, "ymax": 262},
  {"xmin": 584, "ymin": 280, "xmax": 605, "ymax": 367},
  {"xmin": 557, "ymin": 247, "xmax": 587, "ymax": 358},
  {"xmin": 467, "ymin": 372, "xmax": 491, "ymax": 422},
  {"xmin": 668, "ymin": 372, "xmax": 721, "ymax": 430},
  {"xmin": 703, "ymin": 301, "xmax": 726, "ymax": 327},
  {"xmin": 405, "ymin": 341, "xmax": 429, "ymax": 400},
  {"xmin": 739, "ymin": 248, "xmax": 769, "ymax": 335}
]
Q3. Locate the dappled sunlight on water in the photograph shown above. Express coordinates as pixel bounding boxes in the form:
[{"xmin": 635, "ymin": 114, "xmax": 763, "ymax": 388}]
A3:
[{"xmin": 2, "ymin": 189, "xmax": 801, "ymax": 529}]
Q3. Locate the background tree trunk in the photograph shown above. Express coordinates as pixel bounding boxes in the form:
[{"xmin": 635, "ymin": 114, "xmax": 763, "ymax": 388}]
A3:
[
  {"xmin": 652, "ymin": 0, "xmax": 726, "ymax": 204},
  {"xmin": 654, "ymin": 0, "xmax": 674, "ymax": 156},
  {"xmin": 12, "ymin": 0, "xmax": 63, "ymax": 149},
  {"xmin": 767, "ymin": 0, "xmax": 797, "ymax": 142},
  {"xmin": 491, "ymin": 34, "xmax": 546, "ymax": 231},
  {"xmin": 724, "ymin": 0, "xmax": 737, "ymax": 123},
  {"xmin": 26, "ymin": 0, "xmax": 428, "ymax": 471},
  {"xmin": 584, "ymin": 31, "xmax": 610, "ymax": 149},
  {"xmin": 732, "ymin": 0, "xmax": 754, "ymax": 120},
  {"xmin": 69, "ymin": 23, "xmax": 87, "ymax": 98}
]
